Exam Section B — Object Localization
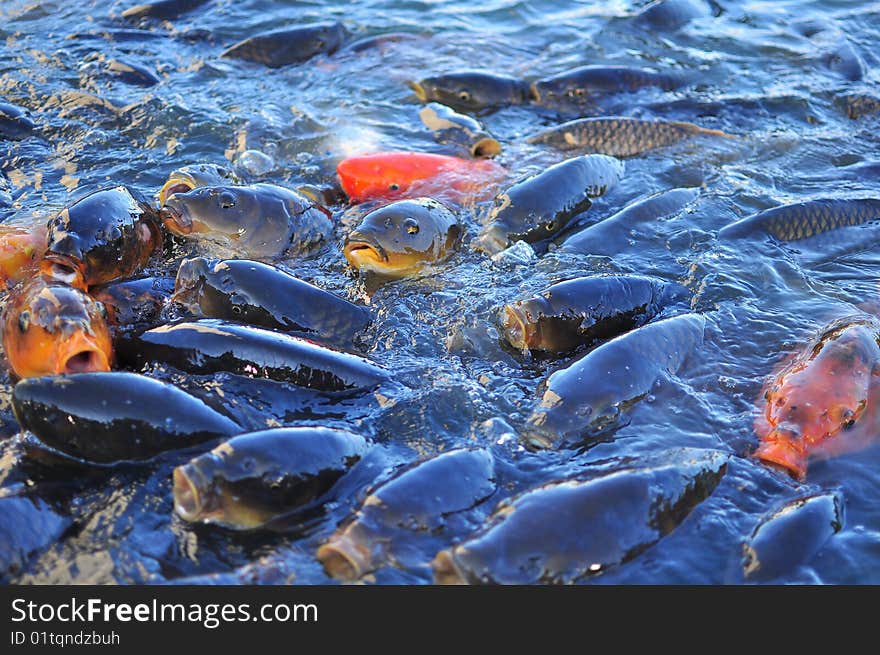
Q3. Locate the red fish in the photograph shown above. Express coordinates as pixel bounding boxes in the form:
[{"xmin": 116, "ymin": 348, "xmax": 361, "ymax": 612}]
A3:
[
  {"xmin": 753, "ymin": 318, "xmax": 880, "ymax": 479},
  {"xmin": 336, "ymin": 151, "xmax": 506, "ymax": 204}
]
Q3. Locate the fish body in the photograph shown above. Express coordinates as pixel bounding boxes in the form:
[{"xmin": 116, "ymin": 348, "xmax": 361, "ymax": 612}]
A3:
[
  {"xmin": 318, "ymin": 448, "xmax": 496, "ymax": 581},
  {"xmin": 12, "ymin": 372, "xmax": 240, "ymax": 464},
  {"xmin": 121, "ymin": 0, "xmax": 210, "ymax": 21},
  {"xmin": 432, "ymin": 450, "xmax": 727, "ymax": 584},
  {"xmin": 0, "ymin": 221, "xmax": 47, "ymax": 290},
  {"xmin": 90, "ymin": 276, "xmax": 175, "ymax": 337},
  {"xmin": 475, "ymin": 154, "xmax": 624, "ymax": 254},
  {"xmin": 753, "ymin": 317, "xmax": 880, "ymax": 479},
  {"xmin": 525, "ymin": 313, "xmax": 705, "ymax": 448},
  {"xmin": 221, "ymin": 22, "xmax": 350, "ymax": 68},
  {"xmin": 173, "ymin": 427, "xmax": 370, "ymax": 530},
  {"xmin": 2, "ymin": 275, "xmax": 113, "ymax": 378},
  {"xmin": 116, "ymin": 319, "xmax": 390, "ymax": 392},
  {"xmin": 336, "ymin": 151, "xmax": 506, "ymax": 204},
  {"xmin": 526, "ymin": 116, "xmax": 730, "ymax": 157},
  {"xmin": 407, "ymin": 72, "xmax": 531, "ymax": 112},
  {"xmin": 530, "ymin": 65, "xmax": 685, "ymax": 110},
  {"xmin": 0, "ymin": 102, "xmax": 37, "ymax": 140},
  {"xmin": 501, "ymin": 275, "xmax": 690, "ymax": 355},
  {"xmin": 719, "ymin": 198, "xmax": 880, "ymax": 242},
  {"xmin": 343, "ymin": 198, "xmax": 462, "ymax": 278},
  {"xmin": 42, "ymin": 186, "xmax": 162, "ymax": 288},
  {"xmin": 560, "ymin": 187, "xmax": 701, "ymax": 255},
  {"xmin": 173, "ymin": 257, "xmax": 371, "ymax": 349},
  {"xmin": 160, "ymin": 183, "xmax": 333, "ymax": 258}
]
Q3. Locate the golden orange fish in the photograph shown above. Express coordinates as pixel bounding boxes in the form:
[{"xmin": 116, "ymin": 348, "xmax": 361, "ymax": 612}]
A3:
[
  {"xmin": 753, "ymin": 317, "xmax": 880, "ymax": 479},
  {"xmin": 0, "ymin": 221, "xmax": 47, "ymax": 291},
  {"xmin": 2, "ymin": 275, "xmax": 113, "ymax": 378}
]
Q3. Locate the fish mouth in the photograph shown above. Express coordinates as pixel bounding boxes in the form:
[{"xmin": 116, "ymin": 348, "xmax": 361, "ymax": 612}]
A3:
[
  {"xmin": 753, "ymin": 428, "xmax": 807, "ymax": 480},
  {"xmin": 173, "ymin": 464, "xmax": 212, "ymax": 522},
  {"xmin": 431, "ymin": 549, "xmax": 469, "ymax": 585},
  {"xmin": 56, "ymin": 333, "xmax": 111, "ymax": 375},
  {"xmin": 471, "ymin": 136, "xmax": 502, "ymax": 159},
  {"xmin": 500, "ymin": 303, "xmax": 532, "ymax": 351},
  {"xmin": 158, "ymin": 177, "xmax": 195, "ymax": 206},
  {"xmin": 406, "ymin": 80, "xmax": 428, "ymax": 102},
  {"xmin": 160, "ymin": 203, "xmax": 193, "ymax": 235},
  {"xmin": 316, "ymin": 533, "xmax": 373, "ymax": 581},
  {"xmin": 528, "ymin": 81, "xmax": 542, "ymax": 103},
  {"xmin": 343, "ymin": 234, "xmax": 390, "ymax": 269},
  {"xmin": 473, "ymin": 223, "xmax": 509, "ymax": 255},
  {"xmin": 39, "ymin": 255, "xmax": 87, "ymax": 290}
]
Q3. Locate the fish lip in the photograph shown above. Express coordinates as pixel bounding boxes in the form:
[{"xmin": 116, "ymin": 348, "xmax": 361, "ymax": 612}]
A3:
[
  {"xmin": 500, "ymin": 304, "xmax": 532, "ymax": 352},
  {"xmin": 406, "ymin": 80, "xmax": 428, "ymax": 102},
  {"xmin": 471, "ymin": 136, "xmax": 502, "ymax": 159},
  {"xmin": 344, "ymin": 234, "xmax": 389, "ymax": 263},
  {"xmin": 473, "ymin": 224, "xmax": 509, "ymax": 255},
  {"xmin": 316, "ymin": 533, "xmax": 373, "ymax": 581},
  {"xmin": 173, "ymin": 464, "xmax": 211, "ymax": 522},
  {"xmin": 431, "ymin": 549, "xmax": 470, "ymax": 585},
  {"xmin": 160, "ymin": 203, "xmax": 193, "ymax": 235},
  {"xmin": 57, "ymin": 344, "xmax": 111, "ymax": 375},
  {"xmin": 158, "ymin": 178, "xmax": 195, "ymax": 206}
]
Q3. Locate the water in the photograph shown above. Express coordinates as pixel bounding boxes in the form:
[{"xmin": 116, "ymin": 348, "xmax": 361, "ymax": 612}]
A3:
[{"xmin": 1, "ymin": 0, "xmax": 879, "ymax": 584}]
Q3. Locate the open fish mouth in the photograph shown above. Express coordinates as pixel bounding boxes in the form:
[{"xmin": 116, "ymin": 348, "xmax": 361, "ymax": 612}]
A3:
[
  {"xmin": 39, "ymin": 254, "xmax": 86, "ymax": 289},
  {"xmin": 158, "ymin": 177, "xmax": 196, "ymax": 206},
  {"xmin": 56, "ymin": 333, "xmax": 111, "ymax": 375},
  {"xmin": 500, "ymin": 304, "xmax": 531, "ymax": 351},
  {"xmin": 173, "ymin": 465, "xmax": 211, "ymax": 522},
  {"xmin": 406, "ymin": 80, "xmax": 428, "ymax": 102},
  {"xmin": 343, "ymin": 235, "xmax": 390, "ymax": 268},
  {"xmin": 159, "ymin": 203, "xmax": 194, "ymax": 235},
  {"xmin": 316, "ymin": 533, "xmax": 373, "ymax": 581}
]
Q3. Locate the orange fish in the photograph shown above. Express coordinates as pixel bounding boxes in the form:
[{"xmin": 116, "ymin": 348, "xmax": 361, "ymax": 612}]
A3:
[
  {"xmin": 0, "ymin": 221, "xmax": 48, "ymax": 291},
  {"xmin": 1, "ymin": 274, "xmax": 113, "ymax": 378},
  {"xmin": 753, "ymin": 317, "xmax": 880, "ymax": 479},
  {"xmin": 336, "ymin": 151, "xmax": 506, "ymax": 204}
]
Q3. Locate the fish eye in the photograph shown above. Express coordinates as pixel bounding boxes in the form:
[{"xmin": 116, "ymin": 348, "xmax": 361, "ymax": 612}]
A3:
[
  {"xmin": 404, "ymin": 218, "xmax": 420, "ymax": 235},
  {"xmin": 389, "ymin": 183, "xmax": 400, "ymax": 191},
  {"xmin": 18, "ymin": 311, "xmax": 30, "ymax": 332},
  {"xmin": 458, "ymin": 90, "xmax": 471, "ymax": 102},
  {"xmin": 544, "ymin": 220, "xmax": 557, "ymax": 231},
  {"xmin": 218, "ymin": 192, "xmax": 236, "ymax": 209}
]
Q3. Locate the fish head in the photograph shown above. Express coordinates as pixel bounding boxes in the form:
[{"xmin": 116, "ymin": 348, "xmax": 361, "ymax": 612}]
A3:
[
  {"xmin": 407, "ymin": 73, "xmax": 521, "ymax": 111},
  {"xmin": 754, "ymin": 323, "xmax": 877, "ymax": 478},
  {"xmin": 161, "ymin": 185, "xmax": 259, "ymax": 238},
  {"xmin": 2, "ymin": 277, "xmax": 112, "ymax": 378},
  {"xmin": 158, "ymin": 163, "xmax": 237, "ymax": 205},
  {"xmin": 499, "ymin": 301, "xmax": 542, "ymax": 352},
  {"xmin": 343, "ymin": 198, "xmax": 460, "ymax": 276}
]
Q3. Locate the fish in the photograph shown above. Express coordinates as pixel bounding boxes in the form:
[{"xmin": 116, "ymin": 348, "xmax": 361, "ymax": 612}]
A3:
[
  {"xmin": 525, "ymin": 313, "xmax": 705, "ymax": 448},
  {"xmin": 0, "ymin": 101, "xmax": 37, "ymax": 140},
  {"xmin": 752, "ymin": 317, "xmax": 880, "ymax": 480},
  {"xmin": 526, "ymin": 117, "xmax": 731, "ymax": 158},
  {"xmin": 41, "ymin": 185, "xmax": 163, "ymax": 289},
  {"xmin": 220, "ymin": 22, "xmax": 350, "ymax": 68},
  {"xmin": 418, "ymin": 103, "xmax": 501, "ymax": 158},
  {"xmin": 173, "ymin": 427, "xmax": 370, "ymax": 530},
  {"xmin": 121, "ymin": 0, "xmax": 210, "ymax": 22},
  {"xmin": 79, "ymin": 57, "xmax": 161, "ymax": 87},
  {"xmin": 172, "ymin": 257, "xmax": 372, "ymax": 349},
  {"xmin": 160, "ymin": 183, "xmax": 333, "ymax": 258},
  {"xmin": 158, "ymin": 163, "xmax": 240, "ymax": 205},
  {"xmin": 742, "ymin": 492, "xmax": 844, "ymax": 582},
  {"xmin": 560, "ymin": 187, "xmax": 701, "ymax": 255},
  {"xmin": 0, "ymin": 220, "xmax": 47, "ymax": 290},
  {"xmin": 1, "ymin": 275, "xmax": 113, "ymax": 379},
  {"xmin": 835, "ymin": 94, "xmax": 880, "ymax": 120},
  {"xmin": 432, "ymin": 450, "xmax": 728, "ymax": 584},
  {"xmin": 336, "ymin": 151, "xmax": 507, "ymax": 205},
  {"xmin": 343, "ymin": 198, "xmax": 463, "ymax": 278},
  {"xmin": 631, "ymin": 0, "xmax": 713, "ymax": 31},
  {"xmin": 116, "ymin": 319, "xmax": 390, "ymax": 392},
  {"xmin": 501, "ymin": 275, "xmax": 691, "ymax": 355},
  {"xmin": 718, "ymin": 198, "xmax": 880, "ymax": 242},
  {"xmin": 90, "ymin": 276, "xmax": 175, "ymax": 337},
  {"xmin": 317, "ymin": 448, "xmax": 496, "ymax": 581},
  {"xmin": 12, "ymin": 372, "xmax": 241, "ymax": 464},
  {"xmin": 474, "ymin": 154, "xmax": 624, "ymax": 254},
  {"xmin": 530, "ymin": 66, "xmax": 686, "ymax": 110},
  {"xmin": 407, "ymin": 72, "xmax": 531, "ymax": 112}
]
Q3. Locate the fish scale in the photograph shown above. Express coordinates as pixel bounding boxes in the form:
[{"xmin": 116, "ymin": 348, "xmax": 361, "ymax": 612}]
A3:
[{"xmin": 720, "ymin": 198, "xmax": 880, "ymax": 241}]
